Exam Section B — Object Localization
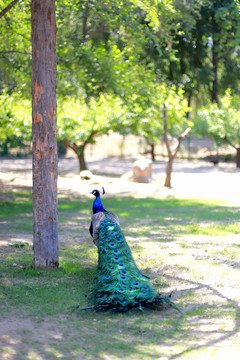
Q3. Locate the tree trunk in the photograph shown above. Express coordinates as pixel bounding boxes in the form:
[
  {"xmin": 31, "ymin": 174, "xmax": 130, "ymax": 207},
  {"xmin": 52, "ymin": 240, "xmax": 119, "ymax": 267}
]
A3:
[
  {"xmin": 32, "ymin": 0, "xmax": 59, "ymax": 268},
  {"xmin": 163, "ymin": 105, "xmax": 191, "ymax": 188},
  {"xmin": 78, "ymin": 145, "xmax": 87, "ymax": 171},
  {"xmin": 236, "ymin": 148, "xmax": 240, "ymax": 168},
  {"xmin": 211, "ymin": 38, "xmax": 218, "ymax": 103},
  {"xmin": 164, "ymin": 156, "xmax": 173, "ymax": 187},
  {"xmin": 163, "ymin": 106, "xmax": 173, "ymax": 188},
  {"xmin": 150, "ymin": 143, "xmax": 155, "ymax": 162},
  {"xmin": 2, "ymin": 140, "xmax": 9, "ymax": 155},
  {"xmin": 186, "ymin": 93, "xmax": 192, "ymax": 120}
]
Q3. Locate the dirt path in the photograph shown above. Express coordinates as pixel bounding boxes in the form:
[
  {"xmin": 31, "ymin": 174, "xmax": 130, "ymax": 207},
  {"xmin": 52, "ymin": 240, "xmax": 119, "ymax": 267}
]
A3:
[{"xmin": 1, "ymin": 156, "xmax": 240, "ymax": 205}]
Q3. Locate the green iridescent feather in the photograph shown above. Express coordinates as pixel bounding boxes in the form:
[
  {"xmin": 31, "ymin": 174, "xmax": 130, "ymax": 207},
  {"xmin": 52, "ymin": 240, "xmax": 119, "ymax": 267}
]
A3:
[{"xmin": 92, "ymin": 214, "xmax": 173, "ymax": 311}]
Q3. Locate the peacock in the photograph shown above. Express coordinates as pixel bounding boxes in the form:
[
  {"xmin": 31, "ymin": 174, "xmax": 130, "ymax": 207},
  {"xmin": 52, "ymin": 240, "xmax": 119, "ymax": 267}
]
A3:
[{"xmin": 88, "ymin": 188, "xmax": 176, "ymax": 312}]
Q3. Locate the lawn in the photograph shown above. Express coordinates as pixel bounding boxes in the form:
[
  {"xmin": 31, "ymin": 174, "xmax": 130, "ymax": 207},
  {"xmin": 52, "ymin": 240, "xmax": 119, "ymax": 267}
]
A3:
[{"xmin": 0, "ymin": 183, "xmax": 240, "ymax": 360}]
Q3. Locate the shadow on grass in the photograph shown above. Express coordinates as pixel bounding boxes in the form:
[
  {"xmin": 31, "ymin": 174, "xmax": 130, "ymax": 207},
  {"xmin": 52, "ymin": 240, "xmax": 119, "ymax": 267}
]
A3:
[
  {"xmin": 164, "ymin": 274, "xmax": 240, "ymax": 359},
  {"xmin": 1, "ymin": 255, "xmax": 239, "ymax": 360}
]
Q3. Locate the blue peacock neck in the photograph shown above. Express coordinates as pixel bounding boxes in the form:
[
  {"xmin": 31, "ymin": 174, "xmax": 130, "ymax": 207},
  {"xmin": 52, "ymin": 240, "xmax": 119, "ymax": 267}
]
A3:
[{"xmin": 93, "ymin": 195, "xmax": 107, "ymax": 214}]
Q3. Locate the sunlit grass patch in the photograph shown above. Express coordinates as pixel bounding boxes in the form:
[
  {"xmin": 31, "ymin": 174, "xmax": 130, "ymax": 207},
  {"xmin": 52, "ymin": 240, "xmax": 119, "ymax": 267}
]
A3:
[
  {"xmin": 182, "ymin": 223, "xmax": 240, "ymax": 236},
  {"xmin": 1, "ymin": 189, "xmax": 240, "ymax": 359}
]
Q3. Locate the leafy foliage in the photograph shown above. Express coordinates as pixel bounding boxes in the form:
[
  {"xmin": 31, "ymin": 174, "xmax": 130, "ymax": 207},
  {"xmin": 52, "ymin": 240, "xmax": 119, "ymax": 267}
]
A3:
[
  {"xmin": 130, "ymin": 83, "xmax": 191, "ymax": 144},
  {"xmin": 0, "ymin": 89, "xmax": 31, "ymax": 145},
  {"xmin": 0, "ymin": 0, "xmax": 31, "ymax": 95},
  {"xmin": 195, "ymin": 90, "xmax": 240, "ymax": 149},
  {"xmin": 58, "ymin": 94, "xmax": 125, "ymax": 144},
  {"xmin": 1, "ymin": 0, "xmax": 240, "ymax": 161}
]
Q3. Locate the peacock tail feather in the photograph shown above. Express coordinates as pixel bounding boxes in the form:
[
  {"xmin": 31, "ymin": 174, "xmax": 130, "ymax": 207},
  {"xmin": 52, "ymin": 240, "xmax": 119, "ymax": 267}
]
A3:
[{"xmin": 92, "ymin": 213, "xmax": 173, "ymax": 312}]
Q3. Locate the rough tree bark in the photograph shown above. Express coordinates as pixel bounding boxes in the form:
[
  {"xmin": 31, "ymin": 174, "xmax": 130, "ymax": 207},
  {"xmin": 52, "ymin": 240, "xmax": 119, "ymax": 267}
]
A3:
[
  {"xmin": 32, "ymin": 0, "xmax": 59, "ymax": 268},
  {"xmin": 163, "ymin": 106, "xmax": 191, "ymax": 188}
]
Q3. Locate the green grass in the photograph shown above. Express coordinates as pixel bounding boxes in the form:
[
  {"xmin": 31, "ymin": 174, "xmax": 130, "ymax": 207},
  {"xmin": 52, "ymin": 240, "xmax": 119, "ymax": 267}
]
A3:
[
  {"xmin": 0, "ymin": 190, "xmax": 240, "ymax": 359},
  {"xmin": 1, "ymin": 191, "xmax": 239, "ymax": 235}
]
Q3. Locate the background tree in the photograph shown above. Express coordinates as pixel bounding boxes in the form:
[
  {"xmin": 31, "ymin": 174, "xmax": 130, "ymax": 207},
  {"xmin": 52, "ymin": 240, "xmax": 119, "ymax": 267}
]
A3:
[
  {"xmin": 58, "ymin": 94, "xmax": 125, "ymax": 171},
  {"xmin": 120, "ymin": 80, "xmax": 191, "ymax": 187},
  {"xmin": 2, "ymin": 0, "xmax": 240, "ymax": 190},
  {"xmin": 146, "ymin": 0, "xmax": 240, "ymax": 107},
  {"xmin": 148, "ymin": 84, "xmax": 191, "ymax": 188},
  {"xmin": 195, "ymin": 90, "xmax": 240, "ymax": 168}
]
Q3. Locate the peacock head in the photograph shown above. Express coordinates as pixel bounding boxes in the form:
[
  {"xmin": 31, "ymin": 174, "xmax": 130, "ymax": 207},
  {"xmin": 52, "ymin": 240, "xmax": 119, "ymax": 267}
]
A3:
[
  {"xmin": 91, "ymin": 187, "xmax": 105, "ymax": 197},
  {"xmin": 91, "ymin": 189, "xmax": 100, "ymax": 197}
]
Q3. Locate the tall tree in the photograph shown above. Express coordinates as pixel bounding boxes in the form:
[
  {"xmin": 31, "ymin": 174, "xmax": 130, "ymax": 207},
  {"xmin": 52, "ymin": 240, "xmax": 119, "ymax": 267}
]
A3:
[
  {"xmin": 173, "ymin": 0, "xmax": 240, "ymax": 104},
  {"xmin": 31, "ymin": 0, "xmax": 58, "ymax": 268}
]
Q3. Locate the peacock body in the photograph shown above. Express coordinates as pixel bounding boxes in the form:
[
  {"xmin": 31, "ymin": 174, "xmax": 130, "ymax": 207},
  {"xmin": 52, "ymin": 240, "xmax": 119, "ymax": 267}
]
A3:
[{"xmin": 89, "ymin": 189, "xmax": 174, "ymax": 312}]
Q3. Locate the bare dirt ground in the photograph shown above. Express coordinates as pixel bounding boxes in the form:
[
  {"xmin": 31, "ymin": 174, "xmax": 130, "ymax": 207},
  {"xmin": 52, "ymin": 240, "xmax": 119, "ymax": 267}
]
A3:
[
  {"xmin": 1, "ymin": 155, "xmax": 240, "ymax": 205},
  {"xmin": 0, "ymin": 155, "xmax": 240, "ymax": 360}
]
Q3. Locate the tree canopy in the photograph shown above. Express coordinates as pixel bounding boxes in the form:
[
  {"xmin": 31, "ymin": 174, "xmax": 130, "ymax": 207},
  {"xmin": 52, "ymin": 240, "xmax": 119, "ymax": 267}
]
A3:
[
  {"xmin": 195, "ymin": 90, "xmax": 240, "ymax": 167},
  {"xmin": 1, "ymin": 0, "xmax": 240, "ymax": 166}
]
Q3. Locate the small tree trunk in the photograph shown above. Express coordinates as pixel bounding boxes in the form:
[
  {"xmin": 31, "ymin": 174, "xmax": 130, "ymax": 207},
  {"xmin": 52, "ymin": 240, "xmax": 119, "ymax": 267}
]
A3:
[
  {"xmin": 163, "ymin": 105, "xmax": 191, "ymax": 188},
  {"xmin": 62, "ymin": 140, "xmax": 88, "ymax": 172},
  {"xmin": 236, "ymin": 147, "xmax": 240, "ymax": 168},
  {"xmin": 78, "ymin": 145, "xmax": 87, "ymax": 171},
  {"xmin": 2, "ymin": 140, "xmax": 9, "ymax": 155},
  {"xmin": 211, "ymin": 38, "xmax": 218, "ymax": 104},
  {"xmin": 150, "ymin": 143, "xmax": 155, "ymax": 162},
  {"xmin": 164, "ymin": 156, "xmax": 173, "ymax": 187},
  {"xmin": 32, "ymin": 0, "xmax": 58, "ymax": 268}
]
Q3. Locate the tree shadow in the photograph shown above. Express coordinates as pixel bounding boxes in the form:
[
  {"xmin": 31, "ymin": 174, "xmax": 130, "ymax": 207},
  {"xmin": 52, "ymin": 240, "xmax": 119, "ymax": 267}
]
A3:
[
  {"xmin": 0, "ymin": 272, "xmax": 239, "ymax": 360},
  {"xmin": 163, "ymin": 274, "xmax": 240, "ymax": 359}
]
